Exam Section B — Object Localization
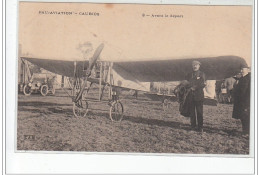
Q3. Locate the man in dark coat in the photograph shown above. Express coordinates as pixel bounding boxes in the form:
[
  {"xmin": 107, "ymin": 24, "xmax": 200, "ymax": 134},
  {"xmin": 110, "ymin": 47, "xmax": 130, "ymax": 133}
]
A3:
[
  {"xmin": 232, "ymin": 65, "xmax": 251, "ymax": 135},
  {"xmin": 185, "ymin": 61, "xmax": 206, "ymax": 132}
]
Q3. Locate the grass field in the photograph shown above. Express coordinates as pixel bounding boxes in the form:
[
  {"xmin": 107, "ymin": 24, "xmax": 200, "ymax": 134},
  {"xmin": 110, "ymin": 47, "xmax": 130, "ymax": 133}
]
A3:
[{"xmin": 17, "ymin": 88, "xmax": 249, "ymax": 154}]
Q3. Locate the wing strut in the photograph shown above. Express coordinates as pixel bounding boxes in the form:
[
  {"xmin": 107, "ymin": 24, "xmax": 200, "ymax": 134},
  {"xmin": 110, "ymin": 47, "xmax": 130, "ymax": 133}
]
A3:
[
  {"xmin": 99, "ymin": 62, "xmax": 110, "ymax": 101},
  {"xmin": 98, "ymin": 61, "xmax": 103, "ymax": 101}
]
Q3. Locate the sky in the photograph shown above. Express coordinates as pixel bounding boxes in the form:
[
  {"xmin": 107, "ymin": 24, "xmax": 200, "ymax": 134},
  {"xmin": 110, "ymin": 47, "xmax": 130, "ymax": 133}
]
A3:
[{"xmin": 19, "ymin": 3, "xmax": 253, "ymax": 65}]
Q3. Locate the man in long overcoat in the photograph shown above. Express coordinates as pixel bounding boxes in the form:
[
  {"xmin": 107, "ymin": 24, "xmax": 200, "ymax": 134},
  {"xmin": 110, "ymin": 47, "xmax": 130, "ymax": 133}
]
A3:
[
  {"xmin": 185, "ymin": 61, "xmax": 206, "ymax": 132},
  {"xmin": 232, "ymin": 65, "xmax": 251, "ymax": 134}
]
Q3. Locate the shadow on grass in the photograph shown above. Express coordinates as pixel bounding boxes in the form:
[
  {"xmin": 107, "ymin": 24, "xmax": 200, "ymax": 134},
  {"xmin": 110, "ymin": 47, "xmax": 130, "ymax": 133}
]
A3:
[
  {"xmin": 202, "ymin": 126, "xmax": 242, "ymax": 137},
  {"xmin": 87, "ymin": 110, "xmax": 110, "ymax": 120},
  {"xmin": 18, "ymin": 106, "xmax": 74, "ymax": 119},
  {"xmin": 123, "ymin": 115, "xmax": 191, "ymax": 129},
  {"xmin": 18, "ymin": 101, "xmax": 72, "ymax": 107},
  {"xmin": 45, "ymin": 106, "xmax": 241, "ymax": 137},
  {"xmin": 122, "ymin": 115, "xmax": 241, "ymax": 137},
  {"xmin": 18, "ymin": 102, "xmax": 242, "ymax": 137}
]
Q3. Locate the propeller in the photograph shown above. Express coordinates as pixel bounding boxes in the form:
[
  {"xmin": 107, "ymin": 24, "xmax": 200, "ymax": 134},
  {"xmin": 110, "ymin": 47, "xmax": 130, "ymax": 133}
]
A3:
[
  {"xmin": 74, "ymin": 43, "xmax": 104, "ymax": 103},
  {"xmin": 85, "ymin": 43, "xmax": 104, "ymax": 76}
]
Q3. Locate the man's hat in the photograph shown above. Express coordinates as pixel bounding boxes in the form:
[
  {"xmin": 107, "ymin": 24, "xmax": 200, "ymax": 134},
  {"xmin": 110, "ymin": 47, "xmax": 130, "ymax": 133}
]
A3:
[{"xmin": 192, "ymin": 60, "xmax": 201, "ymax": 66}]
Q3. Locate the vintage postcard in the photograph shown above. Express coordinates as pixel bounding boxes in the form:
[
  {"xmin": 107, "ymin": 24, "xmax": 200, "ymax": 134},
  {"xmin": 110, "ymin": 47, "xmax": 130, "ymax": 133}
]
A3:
[{"xmin": 17, "ymin": 2, "xmax": 253, "ymax": 156}]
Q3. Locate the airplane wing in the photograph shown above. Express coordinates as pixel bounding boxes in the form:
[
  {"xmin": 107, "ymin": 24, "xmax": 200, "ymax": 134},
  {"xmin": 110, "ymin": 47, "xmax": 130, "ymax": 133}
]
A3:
[
  {"xmin": 113, "ymin": 56, "xmax": 247, "ymax": 81},
  {"xmin": 21, "ymin": 57, "xmax": 88, "ymax": 78},
  {"xmin": 22, "ymin": 55, "xmax": 247, "ymax": 82}
]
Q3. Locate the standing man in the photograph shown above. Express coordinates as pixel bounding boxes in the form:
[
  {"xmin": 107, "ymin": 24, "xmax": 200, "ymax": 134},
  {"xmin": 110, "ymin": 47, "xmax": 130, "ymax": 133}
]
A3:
[
  {"xmin": 185, "ymin": 61, "xmax": 206, "ymax": 132},
  {"xmin": 232, "ymin": 65, "xmax": 251, "ymax": 135}
]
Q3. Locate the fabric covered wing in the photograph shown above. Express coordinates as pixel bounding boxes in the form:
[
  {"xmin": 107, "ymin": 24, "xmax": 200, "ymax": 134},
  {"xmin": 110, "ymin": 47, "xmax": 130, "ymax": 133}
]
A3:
[
  {"xmin": 21, "ymin": 57, "xmax": 89, "ymax": 77},
  {"xmin": 113, "ymin": 56, "xmax": 248, "ymax": 81}
]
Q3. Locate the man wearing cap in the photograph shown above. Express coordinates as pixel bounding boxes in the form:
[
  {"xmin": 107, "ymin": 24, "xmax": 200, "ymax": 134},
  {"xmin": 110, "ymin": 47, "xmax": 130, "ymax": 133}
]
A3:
[
  {"xmin": 232, "ymin": 65, "xmax": 251, "ymax": 135},
  {"xmin": 185, "ymin": 60, "xmax": 206, "ymax": 132}
]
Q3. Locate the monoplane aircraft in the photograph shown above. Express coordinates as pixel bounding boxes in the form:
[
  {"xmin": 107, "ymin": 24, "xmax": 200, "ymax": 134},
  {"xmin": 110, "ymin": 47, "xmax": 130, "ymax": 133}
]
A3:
[{"xmin": 21, "ymin": 43, "xmax": 248, "ymax": 121}]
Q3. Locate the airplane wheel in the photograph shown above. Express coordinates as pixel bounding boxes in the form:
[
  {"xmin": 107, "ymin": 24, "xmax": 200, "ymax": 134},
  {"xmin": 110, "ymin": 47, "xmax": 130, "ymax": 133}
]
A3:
[
  {"xmin": 110, "ymin": 101, "xmax": 124, "ymax": 122},
  {"xmin": 40, "ymin": 85, "xmax": 49, "ymax": 96},
  {"xmin": 73, "ymin": 100, "xmax": 88, "ymax": 117},
  {"xmin": 23, "ymin": 85, "xmax": 32, "ymax": 96}
]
